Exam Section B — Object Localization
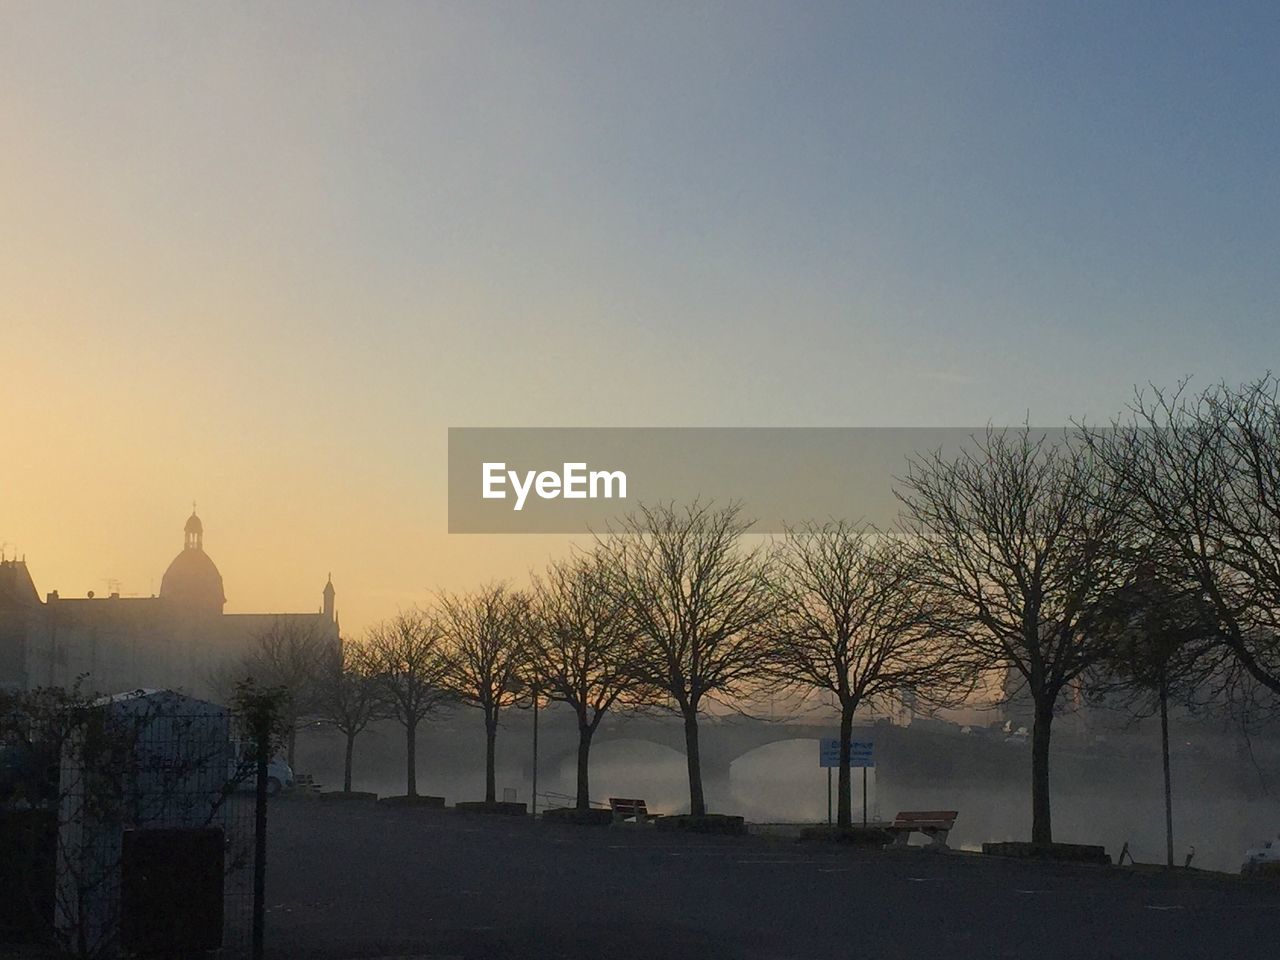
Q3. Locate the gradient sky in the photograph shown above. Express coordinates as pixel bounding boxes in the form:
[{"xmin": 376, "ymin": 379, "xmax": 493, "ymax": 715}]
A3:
[{"xmin": 3, "ymin": 1, "xmax": 1278, "ymax": 631}]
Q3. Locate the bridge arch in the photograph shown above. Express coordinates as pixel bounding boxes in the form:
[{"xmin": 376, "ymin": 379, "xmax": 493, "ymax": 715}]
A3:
[
  {"xmin": 729, "ymin": 737, "xmax": 880, "ymax": 823},
  {"xmin": 730, "ymin": 738, "xmax": 825, "ymax": 822},
  {"xmin": 546, "ymin": 737, "xmax": 691, "ymax": 813}
]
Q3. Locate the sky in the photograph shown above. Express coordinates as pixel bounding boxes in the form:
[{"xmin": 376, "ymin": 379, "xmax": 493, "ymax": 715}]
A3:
[{"xmin": 2, "ymin": 1, "xmax": 1278, "ymax": 632}]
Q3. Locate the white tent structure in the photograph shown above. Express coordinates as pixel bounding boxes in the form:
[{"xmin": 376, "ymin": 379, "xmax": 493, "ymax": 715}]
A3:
[{"xmin": 55, "ymin": 689, "xmax": 233, "ymax": 957}]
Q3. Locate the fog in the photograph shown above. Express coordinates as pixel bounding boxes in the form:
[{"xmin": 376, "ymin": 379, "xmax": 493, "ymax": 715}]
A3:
[{"xmin": 293, "ymin": 711, "xmax": 1280, "ymax": 875}]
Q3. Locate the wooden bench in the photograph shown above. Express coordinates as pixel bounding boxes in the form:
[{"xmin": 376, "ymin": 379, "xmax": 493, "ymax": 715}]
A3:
[
  {"xmin": 885, "ymin": 810, "xmax": 958, "ymax": 849},
  {"xmin": 609, "ymin": 797, "xmax": 657, "ymax": 825}
]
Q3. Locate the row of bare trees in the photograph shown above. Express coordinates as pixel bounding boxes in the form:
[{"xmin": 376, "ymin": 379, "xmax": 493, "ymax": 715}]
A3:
[
  {"xmin": 234, "ymin": 376, "xmax": 1280, "ymax": 849},
  {"xmin": 233, "ymin": 509, "xmax": 965, "ymax": 821},
  {"xmin": 896, "ymin": 375, "xmax": 1280, "ymax": 848}
]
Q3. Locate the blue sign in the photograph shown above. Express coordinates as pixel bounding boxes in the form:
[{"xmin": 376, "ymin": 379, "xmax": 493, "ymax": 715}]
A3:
[{"xmin": 819, "ymin": 738, "xmax": 874, "ymax": 768}]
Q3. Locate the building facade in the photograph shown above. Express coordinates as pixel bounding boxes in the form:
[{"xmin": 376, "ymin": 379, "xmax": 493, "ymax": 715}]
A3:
[{"xmin": 0, "ymin": 511, "xmax": 338, "ymax": 697}]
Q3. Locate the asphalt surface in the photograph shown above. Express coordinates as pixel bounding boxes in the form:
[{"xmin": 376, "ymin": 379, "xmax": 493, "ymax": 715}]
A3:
[{"xmin": 263, "ymin": 800, "xmax": 1276, "ymax": 960}]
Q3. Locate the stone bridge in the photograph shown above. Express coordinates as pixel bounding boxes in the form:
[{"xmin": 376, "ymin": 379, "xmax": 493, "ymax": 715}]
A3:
[
  {"xmin": 498, "ymin": 706, "xmax": 971, "ymax": 811},
  {"xmin": 308, "ymin": 702, "xmax": 1176, "ymax": 816}
]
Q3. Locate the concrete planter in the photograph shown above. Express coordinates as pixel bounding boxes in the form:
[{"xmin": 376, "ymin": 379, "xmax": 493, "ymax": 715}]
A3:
[
  {"xmin": 378, "ymin": 795, "xmax": 446, "ymax": 808},
  {"xmin": 319, "ymin": 791, "xmax": 379, "ymax": 803},
  {"xmin": 799, "ymin": 825, "xmax": 892, "ymax": 847},
  {"xmin": 982, "ymin": 841, "xmax": 1111, "ymax": 865},
  {"xmin": 541, "ymin": 807, "xmax": 613, "ymax": 826},
  {"xmin": 656, "ymin": 814, "xmax": 746, "ymax": 836},
  {"xmin": 454, "ymin": 801, "xmax": 528, "ymax": 816}
]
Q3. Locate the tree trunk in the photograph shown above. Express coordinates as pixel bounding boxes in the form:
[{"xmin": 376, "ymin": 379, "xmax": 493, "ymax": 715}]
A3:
[
  {"xmin": 343, "ymin": 731, "xmax": 355, "ymax": 793},
  {"xmin": 1160, "ymin": 677, "xmax": 1174, "ymax": 868},
  {"xmin": 837, "ymin": 703, "xmax": 855, "ymax": 828},
  {"xmin": 576, "ymin": 722, "xmax": 594, "ymax": 810},
  {"xmin": 252, "ymin": 725, "xmax": 269, "ymax": 960},
  {"xmin": 405, "ymin": 720, "xmax": 417, "ymax": 797},
  {"xmin": 1031, "ymin": 697, "xmax": 1054, "ymax": 845},
  {"xmin": 683, "ymin": 708, "xmax": 706, "ymax": 816},
  {"xmin": 485, "ymin": 713, "xmax": 498, "ymax": 804},
  {"xmin": 287, "ymin": 724, "xmax": 297, "ymax": 768}
]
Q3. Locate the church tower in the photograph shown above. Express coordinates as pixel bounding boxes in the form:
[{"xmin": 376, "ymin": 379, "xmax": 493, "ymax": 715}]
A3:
[{"xmin": 322, "ymin": 573, "xmax": 335, "ymax": 622}]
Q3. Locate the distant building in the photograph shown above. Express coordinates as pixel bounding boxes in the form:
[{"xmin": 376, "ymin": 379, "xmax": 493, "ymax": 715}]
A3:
[{"xmin": 0, "ymin": 510, "xmax": 338, "ymax": 696}]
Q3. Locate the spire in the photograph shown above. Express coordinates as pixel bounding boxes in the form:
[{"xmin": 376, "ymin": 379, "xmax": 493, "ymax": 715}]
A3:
[{"xmin": 323, "ymin": 572, "xmax": 335, "ymax": 621}]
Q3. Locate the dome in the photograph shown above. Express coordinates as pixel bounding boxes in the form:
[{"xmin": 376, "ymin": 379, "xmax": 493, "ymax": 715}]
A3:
[
  {"xmin": 161, "ymin": 510, "xmax": 225, "ymax": 615},
  {"xmin": 160, "ymin": 548, "xmax": 226, "ymax": 614}
]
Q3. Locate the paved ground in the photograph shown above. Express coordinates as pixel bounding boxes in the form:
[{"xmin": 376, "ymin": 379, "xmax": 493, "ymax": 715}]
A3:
[{"xmin": 264, "ymin": 800, "xmax": 1276, "ymax": 960}]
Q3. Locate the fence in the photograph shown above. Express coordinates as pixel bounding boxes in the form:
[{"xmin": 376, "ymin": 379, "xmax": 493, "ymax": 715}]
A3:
[{"xmin": 3, "ymin": 688, "xmax": 259, "ymax": 958}]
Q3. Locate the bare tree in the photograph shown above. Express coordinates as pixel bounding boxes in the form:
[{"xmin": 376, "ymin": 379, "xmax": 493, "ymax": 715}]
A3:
[
  {"xmin": 527, "ymin": 552, "xmax": 649, "ymax": 810},
  {"xmin": 241, "ymin": 619, "xmax": 330, "ymax": 767},
  {"xmin": 313, "ymin": 639, "xmax": 387, "ymax": 792},
  {"xmin": 230, "ymin": 677, "xmax": 290, "ymax": 960},
  {"xmin": 770, "ymin": 521, "xmax": 974, "ymax": 827},
  {"xmin": 1087, "ymin": 377, "xmax": 1280, "ymax": 699},
  {"xmin": 896, "ymin": 427, "xmax": 1134, "ymax": 844},
  {"xmin": 1090, "ymin": 559, "xmax": 1217, "ymax": 866},
  {"xmin": 438, "ymin": 584, "xmax": 530, "ymax": 804},
  {"xmin": 597, "ymin": 501, "xmax": 776, "ymax": 817},
  {"xmin": 363, "ymin": 611, "xmax": 452, "ymax": 798}
]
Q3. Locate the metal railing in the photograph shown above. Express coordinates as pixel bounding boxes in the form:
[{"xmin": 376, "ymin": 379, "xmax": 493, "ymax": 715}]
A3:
[{"xmin": 535, "ymin": 790, "xmax": 610, "ymax": 810}]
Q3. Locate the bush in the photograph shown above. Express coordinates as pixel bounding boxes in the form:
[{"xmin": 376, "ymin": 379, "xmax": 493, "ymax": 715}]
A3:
[
  {"xmin": 656, "ymin": 814, "xmax": 746, "ymax": 836},
  {"xmin": 1241, "ymin": 861, "xmax": 1280, "ymax": 881},
  {"xmin": 799, "ymin": 825, "xmax": 892, "ymax": 847},
  {"xmin": 982, "ymin": 841, "xmax": 1111, "ymax": 865},
  {"xmin": 541, "ymin": 807, "xmax": 613, "ymax": 826}
]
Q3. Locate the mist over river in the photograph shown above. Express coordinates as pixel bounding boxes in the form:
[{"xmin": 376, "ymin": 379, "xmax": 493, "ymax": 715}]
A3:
[{"xmin": 293, "ymin": 707, "xmax": 1280, "ymax": 875}]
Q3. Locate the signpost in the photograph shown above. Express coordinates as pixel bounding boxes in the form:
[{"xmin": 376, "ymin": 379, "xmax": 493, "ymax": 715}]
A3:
[
  {"xmin": 819, "ymin": 738, "xmax": 874, "ymax": 768},
  {"xmin": 819, "ymin": 738, "xmax": 874, "ymax": 826}
]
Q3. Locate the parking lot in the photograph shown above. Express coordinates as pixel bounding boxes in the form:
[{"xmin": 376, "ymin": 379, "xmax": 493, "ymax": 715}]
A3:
[{"xmin": 264, "ymin": 801, "xmax": 1277, "ymax": 960}]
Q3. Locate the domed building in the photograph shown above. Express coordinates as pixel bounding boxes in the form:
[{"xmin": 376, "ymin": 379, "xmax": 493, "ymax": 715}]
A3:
[
  {"xmin": 0, "ymin": 510, "xmax": 339, "ymax": 695},
  {"xmin": 159, "ymin": 511, "xmax": 227, "ymax": 616}
]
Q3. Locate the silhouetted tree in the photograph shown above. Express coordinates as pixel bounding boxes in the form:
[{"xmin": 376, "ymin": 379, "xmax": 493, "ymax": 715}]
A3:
[
  {"xmin": 770, "ymin": 521, "xmax": 974, "ymax": 827},
  {"xmin": 597, "ymin": 501, "xmax": 776, "ymax": 817},
  {"xmin": 1088, "ymin": 376, "xmax": 1280, "ymax": 699},
  {"xmin": 242, "ymin": 619, "xmax": 330, "ymax": 766},
  {"xmin": 897, "ymin": 427, "xmax": 1134, "ymax": 844},
  {"xmin": 0, "ymin": 678, "xmax": 95, "ymax": 808},
  {"xmin": 438, "ymin": 584, "xmax": 530, "ymax": 804},
  {"xmin": 232, "ymin": 677, "xmax": 291, "ymax": 960},
  {"xmin": 314, "ymin": 639, "xmax": 387, "ymax": 792},
  {"xmin": 527, "ymin": 552, "xmax": 650, "ymax": 810},
  {"xmin": 1090, "ymin": 559, "xmax": 1218, "ymax": 866},
  {"xmin": 363, "ymin": 611, "xmax": 452, "ymax": 797}
]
